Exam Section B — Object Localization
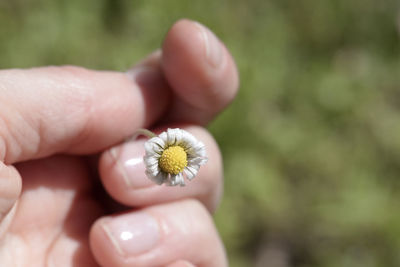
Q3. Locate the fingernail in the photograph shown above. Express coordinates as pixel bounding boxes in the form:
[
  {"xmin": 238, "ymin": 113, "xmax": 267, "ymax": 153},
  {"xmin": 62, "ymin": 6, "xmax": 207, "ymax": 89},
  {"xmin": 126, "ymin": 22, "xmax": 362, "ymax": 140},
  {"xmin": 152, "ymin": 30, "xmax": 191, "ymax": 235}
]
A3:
[
  {"xmin": 193, "ymin": 21, "xmax": 223, "ymax": 68},
  {"xmin": 111, "ymin": 141, "xmax": 154, "ymax": 188},
  {"xmin": 102, "ymin": 212, "xmax": 160, "ymax": 257}
]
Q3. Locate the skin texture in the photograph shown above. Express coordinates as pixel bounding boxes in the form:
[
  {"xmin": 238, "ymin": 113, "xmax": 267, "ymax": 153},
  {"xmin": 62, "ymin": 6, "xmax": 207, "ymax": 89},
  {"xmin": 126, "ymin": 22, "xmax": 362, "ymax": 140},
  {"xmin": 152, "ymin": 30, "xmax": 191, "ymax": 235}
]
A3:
[{"xmin": 0, "ymin": 19, "xmax": 238, "ymax": 267}]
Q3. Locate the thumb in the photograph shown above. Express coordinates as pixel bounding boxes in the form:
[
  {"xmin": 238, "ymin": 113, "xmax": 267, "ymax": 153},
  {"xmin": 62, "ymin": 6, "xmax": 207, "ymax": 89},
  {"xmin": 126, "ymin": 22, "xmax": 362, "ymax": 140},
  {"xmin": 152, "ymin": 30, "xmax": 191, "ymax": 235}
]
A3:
[{"xmin": 0, "ymin": 65, "xmax": 169, "ymax": 164}]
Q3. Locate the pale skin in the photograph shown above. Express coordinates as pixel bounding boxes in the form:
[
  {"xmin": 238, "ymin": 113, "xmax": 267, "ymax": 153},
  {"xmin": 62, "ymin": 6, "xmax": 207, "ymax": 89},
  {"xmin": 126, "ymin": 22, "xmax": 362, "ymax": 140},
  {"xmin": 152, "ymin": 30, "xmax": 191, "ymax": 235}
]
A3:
[{"xmin": 0, "ymin": 20, "xmax": 239, "ymax": 267}]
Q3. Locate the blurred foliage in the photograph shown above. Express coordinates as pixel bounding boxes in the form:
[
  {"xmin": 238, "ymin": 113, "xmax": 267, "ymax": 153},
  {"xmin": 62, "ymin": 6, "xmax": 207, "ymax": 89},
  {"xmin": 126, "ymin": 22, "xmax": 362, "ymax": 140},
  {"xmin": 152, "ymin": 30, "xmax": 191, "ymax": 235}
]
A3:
[{"xmin": 1, "ymin": 0, "xmax": 400, "ymax": 266}]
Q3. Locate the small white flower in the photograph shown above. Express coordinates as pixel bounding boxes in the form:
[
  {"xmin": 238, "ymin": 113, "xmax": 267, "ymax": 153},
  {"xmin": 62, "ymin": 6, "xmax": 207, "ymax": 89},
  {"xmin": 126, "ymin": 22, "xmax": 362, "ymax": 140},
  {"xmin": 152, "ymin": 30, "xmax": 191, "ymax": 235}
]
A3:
[{"xmin": 143, "ymin": 128, "xmax": 207, "ymax": 186}]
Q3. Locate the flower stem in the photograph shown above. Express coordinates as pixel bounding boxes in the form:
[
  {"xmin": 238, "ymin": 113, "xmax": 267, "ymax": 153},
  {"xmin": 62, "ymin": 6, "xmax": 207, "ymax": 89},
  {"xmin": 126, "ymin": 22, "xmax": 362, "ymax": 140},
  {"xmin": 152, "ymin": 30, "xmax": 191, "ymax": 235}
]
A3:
[{"xmin": 126, "ymin": 128, "xmax": 157, "ymax": 142}]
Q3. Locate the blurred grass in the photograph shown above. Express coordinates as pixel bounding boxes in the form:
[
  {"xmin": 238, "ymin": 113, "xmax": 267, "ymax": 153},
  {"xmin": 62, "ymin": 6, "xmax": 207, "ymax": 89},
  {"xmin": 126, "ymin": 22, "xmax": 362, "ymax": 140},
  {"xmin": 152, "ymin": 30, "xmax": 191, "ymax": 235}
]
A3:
[{"xmin": 1, "ymin": 0, "xmax": 400, "ymax": 266}]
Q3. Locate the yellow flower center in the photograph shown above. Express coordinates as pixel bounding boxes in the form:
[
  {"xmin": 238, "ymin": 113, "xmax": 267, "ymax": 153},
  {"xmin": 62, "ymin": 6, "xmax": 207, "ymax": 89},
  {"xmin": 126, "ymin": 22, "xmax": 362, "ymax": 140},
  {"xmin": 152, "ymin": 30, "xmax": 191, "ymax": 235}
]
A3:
[{"xmin": 159, "ymin": 146, "xmax": 188, "ymax": 175}]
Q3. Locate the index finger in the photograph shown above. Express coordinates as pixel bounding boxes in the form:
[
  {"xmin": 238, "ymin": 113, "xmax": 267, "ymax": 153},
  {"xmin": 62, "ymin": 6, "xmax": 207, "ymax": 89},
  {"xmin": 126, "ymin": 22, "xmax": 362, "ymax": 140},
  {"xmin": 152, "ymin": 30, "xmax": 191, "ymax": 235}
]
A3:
[{"xmin": 0, "ymin": 66, "xmax": 169, "ymax": 164}]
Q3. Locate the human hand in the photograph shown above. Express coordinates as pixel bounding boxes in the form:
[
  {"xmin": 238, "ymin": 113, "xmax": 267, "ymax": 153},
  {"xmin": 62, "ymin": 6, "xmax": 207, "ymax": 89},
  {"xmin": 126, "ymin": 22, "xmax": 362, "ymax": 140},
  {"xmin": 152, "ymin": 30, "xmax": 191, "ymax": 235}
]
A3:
[{"xmin": 0, "ymin": 19, "xmax": 238, "ymax": 267}]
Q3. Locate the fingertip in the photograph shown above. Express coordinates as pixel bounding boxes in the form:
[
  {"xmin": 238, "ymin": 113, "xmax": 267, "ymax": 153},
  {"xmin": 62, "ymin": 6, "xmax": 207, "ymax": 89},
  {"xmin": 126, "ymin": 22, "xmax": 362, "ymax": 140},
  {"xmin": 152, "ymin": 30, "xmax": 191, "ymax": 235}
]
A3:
[
  {"xmin": 162, "ymin": 19, "xmax": 239, "ymax": 122},
  {"xmin": 99, "ymin": 139, "xmax": 155, "ymax": 205},
  {"xmin": 89, "ymin": 200, "xmax": 227, "ymax": 267},
  {"xmin": 90, "ymin": 218, "xmax": 117, "ymax": 267}
]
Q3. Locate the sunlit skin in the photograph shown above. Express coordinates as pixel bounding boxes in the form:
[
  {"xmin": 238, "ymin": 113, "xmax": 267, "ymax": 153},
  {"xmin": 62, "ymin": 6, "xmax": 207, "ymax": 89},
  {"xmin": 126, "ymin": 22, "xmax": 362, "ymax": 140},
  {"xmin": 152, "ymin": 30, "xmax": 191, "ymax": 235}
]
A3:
[{"xmin": 0, "ymin": 20, "xmax": 238, "ymax": 267}]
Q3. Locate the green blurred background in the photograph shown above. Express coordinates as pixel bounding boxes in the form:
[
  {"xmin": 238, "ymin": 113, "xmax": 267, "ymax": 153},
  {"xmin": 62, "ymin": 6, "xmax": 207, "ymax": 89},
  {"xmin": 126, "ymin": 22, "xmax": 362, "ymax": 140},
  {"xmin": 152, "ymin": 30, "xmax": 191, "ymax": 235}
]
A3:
[{"xmin": 1, "ymin": 0, "xmax": 400, "ymax": 266}]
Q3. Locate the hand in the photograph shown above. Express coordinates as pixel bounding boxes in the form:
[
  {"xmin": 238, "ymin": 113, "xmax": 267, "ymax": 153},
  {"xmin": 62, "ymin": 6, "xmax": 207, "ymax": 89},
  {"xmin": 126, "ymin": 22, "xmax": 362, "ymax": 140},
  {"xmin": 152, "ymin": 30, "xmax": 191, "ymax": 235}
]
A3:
[{"xmin": 0, "ymin": 20, "xmax": 238, "ymax": 267}]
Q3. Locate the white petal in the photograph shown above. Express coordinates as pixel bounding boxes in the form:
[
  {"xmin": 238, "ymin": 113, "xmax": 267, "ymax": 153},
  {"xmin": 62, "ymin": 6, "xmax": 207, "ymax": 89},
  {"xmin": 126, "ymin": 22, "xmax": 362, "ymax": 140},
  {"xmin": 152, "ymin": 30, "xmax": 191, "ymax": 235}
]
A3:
[
  {"xmin": 168, "ymin": 173, "xmax": 185, "ymax": 186},
  {"xmin": 188, "ymin": 156, "xmax": 207, "ymax": 166},
  {"xmin": 176, "ymin": 173, "xmax": 185, "ymax": 186},
  {"xmin": 147, "ymin": 170, "xmax": 160, "ymax": 178},
  {"xmin": 143, "ymin": 156, "xmax": 160, "ymax": 168},
  {"xmin": 187, "ymin": 163, "xmax": 200, "ymax": 171},
  {"xmin": 189, "ymin": 142, "xmax": 206, "ymax": 156},
  {"xmin": 152, "ymin": 137, "xmax": 165, "ymax": 148},
  {"xmin": 143, "ymin": 156, "xmax": 158, "ymax": 166},
  {"xmin": 144, "ymin": 152, "xmax": 161, "ymax": 159},
  {"xmin": 159, "ymin": 131, "xmax": 168, "ymax": 144},
  {"xmin": 147, "ymin": 165, "xmax": 160, "ymax": 176},
  {"xmin": 144, "ymin": 141, "xmax": 163, "ymax": 155},
  {"xmin": 144, "ymin": 141, "xmax": 155, "ymax": 153},
  {"xmin": 197, "ymin": 148, "xmax": 207, "ymax": 158},
  {"xmin": 167, "ymin": 128, "xmax": 177, "ymax": 145},
  {"xmin": 166, "ymin": 175, "xmax": 175, "ymax": 186},
  {"xmin": 146, "ymin": 170, "xmax": 166, "ymax": 185},
  {"xmin": 184, "ymin": 166, "xmax": 198, "ymax": 180},
  {"xmin": 169, "ymin": 175, "xmax": 177, "ymax": 186},
  {"xmin": 174, "ymin": 129, "xmax": 184, "ymax": 145},
  {"xmin": 195, "ymin": 141, "xmax": 206, "ymax": 152},
  {"xmin": 181, "ymin": 132, "xmax": 197, "ymax": 148}
]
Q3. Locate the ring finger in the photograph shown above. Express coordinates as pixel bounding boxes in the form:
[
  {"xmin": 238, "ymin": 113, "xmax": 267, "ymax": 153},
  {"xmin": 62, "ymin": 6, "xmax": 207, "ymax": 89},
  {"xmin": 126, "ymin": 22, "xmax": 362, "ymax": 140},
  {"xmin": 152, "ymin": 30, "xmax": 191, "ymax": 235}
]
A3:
[{"xmin": 90, "ymin": 199, "xmax": 227, "ymax": 267}]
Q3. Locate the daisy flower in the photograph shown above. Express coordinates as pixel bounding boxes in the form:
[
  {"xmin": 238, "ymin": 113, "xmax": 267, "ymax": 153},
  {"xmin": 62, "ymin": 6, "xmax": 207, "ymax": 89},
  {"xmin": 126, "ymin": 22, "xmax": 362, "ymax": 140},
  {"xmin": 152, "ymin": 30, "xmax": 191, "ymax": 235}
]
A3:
[{"xmin": 143, "ymin": 128, "xmax": 207, "ymax": 186}]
